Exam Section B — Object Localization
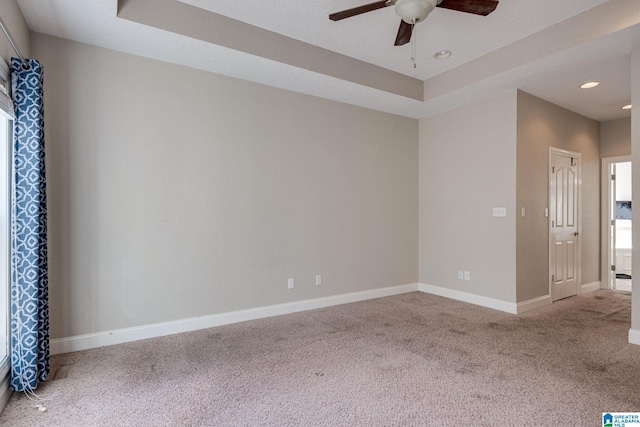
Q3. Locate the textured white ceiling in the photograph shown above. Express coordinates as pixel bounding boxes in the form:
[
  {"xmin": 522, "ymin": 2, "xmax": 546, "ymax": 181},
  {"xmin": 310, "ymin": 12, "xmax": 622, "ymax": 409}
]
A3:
[{"xmin": 15, "ymin": 0, "xmax": 640, "ymax": 121}]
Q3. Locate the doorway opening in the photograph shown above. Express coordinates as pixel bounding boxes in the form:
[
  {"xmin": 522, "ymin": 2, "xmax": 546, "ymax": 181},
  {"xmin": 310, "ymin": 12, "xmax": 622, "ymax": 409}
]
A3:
[{"xmin": 603, "ymin": 157, "xmax": 632, "ymax": 292}]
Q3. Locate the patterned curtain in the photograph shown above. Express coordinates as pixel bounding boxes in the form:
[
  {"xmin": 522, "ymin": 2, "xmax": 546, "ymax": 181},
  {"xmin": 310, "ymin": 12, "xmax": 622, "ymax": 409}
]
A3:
[{"xmin": 10, "ymin": 58, "xmax": 49, "ymax": 392}]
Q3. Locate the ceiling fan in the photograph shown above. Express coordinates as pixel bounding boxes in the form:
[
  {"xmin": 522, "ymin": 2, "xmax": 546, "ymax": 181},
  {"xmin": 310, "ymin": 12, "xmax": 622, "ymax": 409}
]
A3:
[{"xmin": 330, "ymin": 0, "xmax": 499, "ymax": 46}]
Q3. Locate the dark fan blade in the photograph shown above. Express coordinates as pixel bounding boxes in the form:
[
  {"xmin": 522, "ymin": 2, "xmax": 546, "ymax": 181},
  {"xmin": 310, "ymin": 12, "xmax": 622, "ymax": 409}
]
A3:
[
  {"xmin": 394, "ymin": 20, "xmax": 413, "ymax": 46},
  {"xmin": 329, "ymin": 1, "xmax": 390, "ymax": 21},
  {"xmin": 437, "ymin": 0, "xmax": 499, "ymax": 16}
]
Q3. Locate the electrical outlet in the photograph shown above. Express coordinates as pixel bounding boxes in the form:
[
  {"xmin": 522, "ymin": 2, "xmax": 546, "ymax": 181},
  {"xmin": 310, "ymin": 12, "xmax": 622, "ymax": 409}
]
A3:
[
  {"xmin": 315, "ymin": 275, "xmax": 322, "ymax": 285},
  {"xmin": 458, "ymin": 271, "xmax": 464, "ymax": 280},
  {"xmin": 464, "ymin": 271, "xmax": 470, "ymax": 281},
  {"xmin": 288, "ymin": 278, "xmax": 295, "ymax": 289},
  {"xmin": 492, "ymin": 207, "xmax": 507, "ymax": 217}
]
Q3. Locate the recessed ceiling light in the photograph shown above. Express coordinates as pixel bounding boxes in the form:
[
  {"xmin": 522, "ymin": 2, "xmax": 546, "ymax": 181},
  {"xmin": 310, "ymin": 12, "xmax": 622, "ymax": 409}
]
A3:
[
  {"xmin": 580, "ymin": 81, "xmax": 600, "ymax": 89},
  {"xmin": 433, "ymin": 50, "xmax": 452, "ymax": 60},
  {"xmin": 622, "ymin": 104, "xmax": 632, "ymax": 110}
]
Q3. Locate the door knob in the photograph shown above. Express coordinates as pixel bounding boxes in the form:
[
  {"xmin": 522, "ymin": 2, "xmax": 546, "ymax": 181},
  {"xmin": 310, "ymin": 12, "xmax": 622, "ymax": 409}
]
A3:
[{"xmin": 573, "ymin": 231, "xmax": 579, "ymax": 236}]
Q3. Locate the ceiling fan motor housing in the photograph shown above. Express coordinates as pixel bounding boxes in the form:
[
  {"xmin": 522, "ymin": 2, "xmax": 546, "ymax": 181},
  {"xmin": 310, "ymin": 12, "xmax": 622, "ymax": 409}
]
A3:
[{"xmin": 394, "ymin": 0, "xmax": 440, "ymax": 24}]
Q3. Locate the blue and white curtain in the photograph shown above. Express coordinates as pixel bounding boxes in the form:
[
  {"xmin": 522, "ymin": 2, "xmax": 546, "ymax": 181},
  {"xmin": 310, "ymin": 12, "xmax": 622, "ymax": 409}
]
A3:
[{"xmin": 10, "ymin": 58, "xmax": 49, "ymax": 392}]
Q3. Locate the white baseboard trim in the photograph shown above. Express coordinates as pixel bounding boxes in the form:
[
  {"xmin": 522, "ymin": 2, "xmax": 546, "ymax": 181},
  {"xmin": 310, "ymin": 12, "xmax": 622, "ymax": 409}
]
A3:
[
  {"xmin": 49, "ymin": 279, "xmax": 640, "ymax": 354},
  {"xmin": 579, "ymin": 281, "xmax": 601, "ymax": 294},
  {"xmin": 51, "ymin": 282, "xmax": 420, "ymax": 355},
  {"xmin": 0, "ymin": 374, "xmax": 11, "ymax": 414},
  {"xmin": 516, "ymin": 295, "xmax": 551, "ymax": 314},
  {"xmin": 418, "ymin": 283, "xmax": 517, "ymax": 314}
]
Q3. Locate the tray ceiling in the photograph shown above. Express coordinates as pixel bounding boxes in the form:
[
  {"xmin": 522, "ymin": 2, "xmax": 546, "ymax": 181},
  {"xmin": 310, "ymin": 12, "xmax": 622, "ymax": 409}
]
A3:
[{"xmin": 16, "ymin": 0, "xmax": 640, "ymax": 121}]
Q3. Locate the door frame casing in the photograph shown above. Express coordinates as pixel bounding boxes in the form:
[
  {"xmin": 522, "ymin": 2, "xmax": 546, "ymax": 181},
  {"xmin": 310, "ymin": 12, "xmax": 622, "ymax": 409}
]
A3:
[
  {"xmin": 549, "ymin": 147, "xmax": 582, "ymax": 300},
  {"xmin": 601, "ymin": 155, "xmax": 632, "ymax": 289}
]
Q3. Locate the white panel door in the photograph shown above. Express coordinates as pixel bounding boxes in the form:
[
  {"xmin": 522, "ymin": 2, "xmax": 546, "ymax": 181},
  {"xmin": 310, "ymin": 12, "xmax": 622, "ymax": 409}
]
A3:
[{"xmin": 549, "ymin": 149, "xmax": 581, "ymax": 302}]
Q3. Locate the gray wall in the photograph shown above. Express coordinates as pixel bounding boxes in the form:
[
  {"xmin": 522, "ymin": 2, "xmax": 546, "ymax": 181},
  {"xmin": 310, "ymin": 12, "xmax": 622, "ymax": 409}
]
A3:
[
  {"xmin": 419, "ymin": 91, "xmax": 518, "ymax": 303},
  {"xmin": 24, "ymin": 29, "xmax": 639, "ymax": 341},
  {"xmin": 516, "ymin": 91, "xmax": 601, "ymax": 302},
  {"xmin": 601, "ymin": 117, "xmax": 631, "ymax": 158},
  {"xmin": 0, "ymin": 0, "xmax": 29, "ymax": 65},
  {"xmin": 33, "ymin": 33, "xmax": 419, "ymax": 339}
]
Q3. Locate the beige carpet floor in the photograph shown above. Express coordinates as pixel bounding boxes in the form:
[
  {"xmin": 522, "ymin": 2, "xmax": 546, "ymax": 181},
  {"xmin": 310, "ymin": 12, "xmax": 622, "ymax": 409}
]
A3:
[{"xmin": 1, "ymin": 290, "xmax": 638, "ymax": 426}]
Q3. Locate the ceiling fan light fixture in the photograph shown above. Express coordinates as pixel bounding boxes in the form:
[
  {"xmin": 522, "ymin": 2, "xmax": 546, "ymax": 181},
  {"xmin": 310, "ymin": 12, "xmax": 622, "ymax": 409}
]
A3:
[
  {"xmin": 395, "ymin": 0, "xmax": 438, "ymax": 24},
  {"xmin": 622, "ymin": 104, "xmax": 632, "ymax": 110},
  {"xmin": 579, "ymin": 81, "xmax": 600, "ymax": 89}
]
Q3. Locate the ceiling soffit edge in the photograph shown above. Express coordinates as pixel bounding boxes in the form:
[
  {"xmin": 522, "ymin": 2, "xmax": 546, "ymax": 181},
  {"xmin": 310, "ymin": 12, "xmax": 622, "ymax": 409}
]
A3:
[
  {"xmin": 423, "ymin": 0, "xmax": 640, "ymax": 101},
  {"xmin": 116, "ymin": 0, "xmax": 424, "ymax": 101}
]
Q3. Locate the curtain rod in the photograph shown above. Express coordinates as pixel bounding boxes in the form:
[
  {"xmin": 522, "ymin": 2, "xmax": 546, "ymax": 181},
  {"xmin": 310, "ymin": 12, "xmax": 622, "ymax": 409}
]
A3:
[{"xmin": 0, "ymin": 15, "xmax": 29, "ymax": 69}]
